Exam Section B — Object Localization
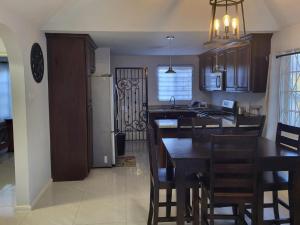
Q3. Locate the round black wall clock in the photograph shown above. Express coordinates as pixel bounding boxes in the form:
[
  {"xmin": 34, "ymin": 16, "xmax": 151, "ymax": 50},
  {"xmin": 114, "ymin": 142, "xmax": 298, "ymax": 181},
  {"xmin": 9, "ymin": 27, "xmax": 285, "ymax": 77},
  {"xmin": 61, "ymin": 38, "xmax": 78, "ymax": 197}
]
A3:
[{"xmin": 30, "ymin": 43, "xmax": 44, "ymax": 83}]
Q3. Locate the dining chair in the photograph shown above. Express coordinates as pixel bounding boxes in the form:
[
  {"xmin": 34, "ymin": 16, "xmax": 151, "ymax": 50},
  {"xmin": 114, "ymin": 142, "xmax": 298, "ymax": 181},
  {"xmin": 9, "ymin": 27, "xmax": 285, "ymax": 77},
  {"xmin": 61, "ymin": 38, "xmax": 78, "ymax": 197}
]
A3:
[
  {"xmin": 236, "ymin": 115, "xmax": 266, "ymax": 136},
  {"xmin": 147, "ymin": 125, "xmax": 201, "ymax": 225},
  {"xmin": 192, "ymin": 117, "xmax": 223, "ymax": 141},
  {"xmin": 201, "ymin": 134, "xmax": 259, "ymax": 225},
  {"xmin": 0, "ymin": 121, "xmax": 9, "ymax": 151},
  {"xmin": 259, "ymin": 123, "xmax": 299, "ymax": 225},
  {"xmin": 177, "ymin": 117, "xmax": 193, "ymax": 138}
]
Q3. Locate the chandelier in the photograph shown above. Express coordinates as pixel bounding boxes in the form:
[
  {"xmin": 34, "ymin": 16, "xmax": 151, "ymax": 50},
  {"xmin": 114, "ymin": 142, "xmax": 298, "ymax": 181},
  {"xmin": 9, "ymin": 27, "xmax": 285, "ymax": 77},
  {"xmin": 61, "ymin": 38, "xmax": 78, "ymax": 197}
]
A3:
[{"xmin": 205, "ymin": 0, "xmax": 246, "ymax": 48}]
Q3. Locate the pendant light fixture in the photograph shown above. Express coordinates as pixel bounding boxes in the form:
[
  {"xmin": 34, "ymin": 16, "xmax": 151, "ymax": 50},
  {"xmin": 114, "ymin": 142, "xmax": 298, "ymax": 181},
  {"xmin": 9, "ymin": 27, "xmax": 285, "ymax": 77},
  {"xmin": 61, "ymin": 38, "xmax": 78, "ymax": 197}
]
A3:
[
  {"xmin": 204, "ymin": 0, "xmax": 247, "ymax": 48},
  {"xmin": 166, "ymin": 35, "xmax": 176, "ymax": 74}
]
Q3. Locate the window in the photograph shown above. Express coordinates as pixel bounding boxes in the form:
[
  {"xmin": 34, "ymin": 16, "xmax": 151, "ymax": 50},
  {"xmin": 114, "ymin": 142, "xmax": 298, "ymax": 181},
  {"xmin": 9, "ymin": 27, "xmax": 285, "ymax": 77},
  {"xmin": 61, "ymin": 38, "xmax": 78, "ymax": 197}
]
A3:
[
  {"xmin": 279, "ymin": 53, "xmax": 300, "ymax": 127},
  {"xmin": 157, "ymin": 66, "xmax": 193, "ymax": 101},
  {"xmin": 0, "ymin": 62, "xmax": 12, "ymax": 119}
]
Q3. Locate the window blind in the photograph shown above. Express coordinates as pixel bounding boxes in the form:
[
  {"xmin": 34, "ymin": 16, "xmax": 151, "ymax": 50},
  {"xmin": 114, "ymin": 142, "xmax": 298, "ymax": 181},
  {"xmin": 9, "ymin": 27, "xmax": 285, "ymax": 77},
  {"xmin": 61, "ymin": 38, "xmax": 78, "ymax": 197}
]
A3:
[
  {"xmin": 157, "ymin": 66, "xmax": 193, "ymax": 101},
  {"xmin": 279, "ymin": 53, "xmax": 300, "ymax": 127},
  {"xmin": 0, "ymin": 62, "xmax": 12, "ymax": 119}
]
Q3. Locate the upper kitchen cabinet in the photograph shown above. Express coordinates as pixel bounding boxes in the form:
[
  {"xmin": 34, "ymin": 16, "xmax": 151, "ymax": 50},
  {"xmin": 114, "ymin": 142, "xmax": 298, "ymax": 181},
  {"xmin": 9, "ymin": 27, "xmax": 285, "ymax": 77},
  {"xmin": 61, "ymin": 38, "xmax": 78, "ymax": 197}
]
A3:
[
  {"xmin": 46, "ymin": 33, "xmax": 97, "ymax": 181},
  {"xmin": 199, "ymin": 33, "xmax": 272, "ymax": 93}
]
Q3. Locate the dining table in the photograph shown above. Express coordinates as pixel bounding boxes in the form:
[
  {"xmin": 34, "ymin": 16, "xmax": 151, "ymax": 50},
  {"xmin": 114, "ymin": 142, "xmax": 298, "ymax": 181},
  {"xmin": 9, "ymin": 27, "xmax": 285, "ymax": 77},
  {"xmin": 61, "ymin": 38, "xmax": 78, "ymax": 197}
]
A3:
[{"xmin": 162, "ymin": 137, "xmax": 300, "ymax": 225}]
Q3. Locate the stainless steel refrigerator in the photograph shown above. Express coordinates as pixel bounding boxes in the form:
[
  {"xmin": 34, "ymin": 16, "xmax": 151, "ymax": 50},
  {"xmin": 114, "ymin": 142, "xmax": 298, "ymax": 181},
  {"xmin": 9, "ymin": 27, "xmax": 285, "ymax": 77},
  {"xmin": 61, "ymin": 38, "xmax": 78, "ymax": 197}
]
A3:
[{"xmin": 91, "ymin": 74, "xmax": 115, "ymax": 167}]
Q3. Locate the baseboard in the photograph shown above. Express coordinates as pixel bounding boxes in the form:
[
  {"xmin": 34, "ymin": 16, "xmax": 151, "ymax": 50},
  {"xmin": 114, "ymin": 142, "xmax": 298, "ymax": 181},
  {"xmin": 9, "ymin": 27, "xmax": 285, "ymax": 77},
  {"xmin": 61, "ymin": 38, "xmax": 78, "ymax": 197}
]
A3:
[
  {"xmin": 30, "ymin": 178, "xmax": 53, "ymax": 210},
  {"xmin": 15, "ymin": 178, "xmax": 53, "ymax": 211}
]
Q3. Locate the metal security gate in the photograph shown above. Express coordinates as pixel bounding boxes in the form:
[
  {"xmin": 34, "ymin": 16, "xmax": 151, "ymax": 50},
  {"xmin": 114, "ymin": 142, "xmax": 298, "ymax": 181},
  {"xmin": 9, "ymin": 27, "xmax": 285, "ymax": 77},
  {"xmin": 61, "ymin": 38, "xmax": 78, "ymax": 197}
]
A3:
[{"xmin": 115, "ymin": 68, "xmax": 148, "ymax": 141}]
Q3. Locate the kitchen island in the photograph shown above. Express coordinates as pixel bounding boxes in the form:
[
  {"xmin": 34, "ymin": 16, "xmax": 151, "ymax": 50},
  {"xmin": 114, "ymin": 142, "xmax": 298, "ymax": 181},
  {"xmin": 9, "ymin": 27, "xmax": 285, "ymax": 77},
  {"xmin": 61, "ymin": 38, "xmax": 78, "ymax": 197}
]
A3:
[{"xmin": 150, "ymin": 103, "xmax": 264, "ymax": 167}]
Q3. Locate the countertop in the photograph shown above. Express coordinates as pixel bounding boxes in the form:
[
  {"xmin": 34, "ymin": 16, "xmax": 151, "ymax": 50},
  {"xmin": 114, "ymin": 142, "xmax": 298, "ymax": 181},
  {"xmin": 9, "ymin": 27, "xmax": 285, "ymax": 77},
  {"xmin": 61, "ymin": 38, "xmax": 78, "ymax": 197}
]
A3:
[{"xmin": 155, "ymin": 118, "xmax": 236, "ymax": 129}]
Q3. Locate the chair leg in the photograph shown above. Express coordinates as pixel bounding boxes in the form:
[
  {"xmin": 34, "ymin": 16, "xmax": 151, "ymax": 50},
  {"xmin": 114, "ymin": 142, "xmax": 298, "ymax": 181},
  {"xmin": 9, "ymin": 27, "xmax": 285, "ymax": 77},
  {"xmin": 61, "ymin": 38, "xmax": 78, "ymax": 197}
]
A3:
[
  {"xmin": 272, "ymin": 190, "xmax": 280, "ymax": 225},
  {"xmin": 152, "ymin": 187, "xmax": 159, "ymax": 225},
  {"xmin": 147, "ymin": 184, "xmax": 154, "ymax": 225},
  {"xmin": 201, "ymin": 188, "xmax": 208, "ymax": 225},
  {"xmin": 289, "ymin": 171, "xmax": 295, "ymax": 225},
  {"xmin": 209, "ymin": 200, "xmax": 214, "ymax": 225},
  {"xmin": 232, "ymin": 205, "xmax": 238, "ymax": 225},
  {"xmin": 238, "ymin": 204, "xmax": 246, "ymax": 225},
  {"xmin": 166, "ymin": 188, "xmax": 172, "ymax": 218},
  {"xmin": 185, "ymin": 188, "xmax": 191, "ymax": 223},
  {"xmin": 192, "ymin": 187, "xmax": 200, "ymax": 225}
]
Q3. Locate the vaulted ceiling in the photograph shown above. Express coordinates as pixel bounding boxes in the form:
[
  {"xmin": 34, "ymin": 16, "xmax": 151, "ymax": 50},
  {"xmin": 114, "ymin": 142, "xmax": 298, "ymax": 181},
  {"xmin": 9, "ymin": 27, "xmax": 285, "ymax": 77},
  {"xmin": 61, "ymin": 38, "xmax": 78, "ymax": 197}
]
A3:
[{"xmin": 2, "ymin": 0, "xmax": 299, "ymax": 55}]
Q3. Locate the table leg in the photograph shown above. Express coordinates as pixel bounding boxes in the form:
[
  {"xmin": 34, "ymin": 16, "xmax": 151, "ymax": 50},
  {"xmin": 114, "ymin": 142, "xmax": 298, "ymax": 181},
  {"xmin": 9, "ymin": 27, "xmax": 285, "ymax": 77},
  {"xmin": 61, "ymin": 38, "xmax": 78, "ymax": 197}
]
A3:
[
  {"xmin": 290, "ymin": 167, "xmax": 300, "ymax": 225},
  {"xmin": 255, "ymin": 172, "xmax": 264, "ymax": 225},
  {"xmin": 176, "ymin": 163, "xmax": 186, "ymax": 225}
]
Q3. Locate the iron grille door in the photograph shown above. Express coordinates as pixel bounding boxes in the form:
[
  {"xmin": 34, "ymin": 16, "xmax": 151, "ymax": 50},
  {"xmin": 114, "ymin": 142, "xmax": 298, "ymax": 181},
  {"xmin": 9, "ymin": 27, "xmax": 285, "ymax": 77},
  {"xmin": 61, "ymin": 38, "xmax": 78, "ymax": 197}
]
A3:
[{"xmin": 115, "ymin": 67, "xmax": 148, "ymax": 141}]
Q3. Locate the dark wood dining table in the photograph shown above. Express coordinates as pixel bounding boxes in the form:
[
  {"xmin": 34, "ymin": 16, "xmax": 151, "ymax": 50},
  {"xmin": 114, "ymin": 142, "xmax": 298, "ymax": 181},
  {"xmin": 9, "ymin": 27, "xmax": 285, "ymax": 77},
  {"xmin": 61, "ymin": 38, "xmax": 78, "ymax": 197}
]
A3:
[{"xmin": 162, "ymin": 137, "xmax": 300, "ymax": 225}]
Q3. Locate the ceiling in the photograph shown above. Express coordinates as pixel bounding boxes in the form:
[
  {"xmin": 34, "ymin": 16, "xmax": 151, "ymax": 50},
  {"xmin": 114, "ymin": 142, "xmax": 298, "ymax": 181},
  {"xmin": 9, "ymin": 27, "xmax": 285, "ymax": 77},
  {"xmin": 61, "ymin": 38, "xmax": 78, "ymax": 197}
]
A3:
[
  {"xmin": 89, "ymin": 31, "xmax": 208, "ymax": 55},
  {"xmin": 2, "ymin": 0, "xmax": 300, "ymax": 55}
]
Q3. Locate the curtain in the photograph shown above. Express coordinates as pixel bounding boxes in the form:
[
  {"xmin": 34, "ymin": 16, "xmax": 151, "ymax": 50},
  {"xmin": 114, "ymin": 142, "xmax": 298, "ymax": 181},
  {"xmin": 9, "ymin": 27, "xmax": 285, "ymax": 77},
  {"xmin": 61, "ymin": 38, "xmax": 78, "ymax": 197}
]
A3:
[
  {"xmin": 0, "ymin": 62, "xmax": 12, "ymax": 119},
  {"xmin": 264, "ymin": 54, "xmax": 280, "ymax": 140}
]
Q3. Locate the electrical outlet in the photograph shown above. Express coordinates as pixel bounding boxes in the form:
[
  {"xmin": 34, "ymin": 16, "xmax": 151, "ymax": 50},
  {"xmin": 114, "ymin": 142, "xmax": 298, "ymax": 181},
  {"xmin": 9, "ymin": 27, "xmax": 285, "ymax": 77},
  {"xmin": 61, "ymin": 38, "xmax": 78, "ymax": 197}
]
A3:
[{"xmin": 104, "ymin": 156, "xmax": 108, "ymax": 164}]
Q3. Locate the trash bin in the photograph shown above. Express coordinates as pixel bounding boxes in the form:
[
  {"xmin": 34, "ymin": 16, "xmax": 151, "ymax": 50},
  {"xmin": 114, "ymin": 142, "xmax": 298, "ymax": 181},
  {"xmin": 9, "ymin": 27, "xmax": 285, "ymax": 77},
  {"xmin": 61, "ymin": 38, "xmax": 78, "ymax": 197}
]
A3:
[{"xmin": 116, "ymin": 132, "xmax": 126, "ymax": 156}]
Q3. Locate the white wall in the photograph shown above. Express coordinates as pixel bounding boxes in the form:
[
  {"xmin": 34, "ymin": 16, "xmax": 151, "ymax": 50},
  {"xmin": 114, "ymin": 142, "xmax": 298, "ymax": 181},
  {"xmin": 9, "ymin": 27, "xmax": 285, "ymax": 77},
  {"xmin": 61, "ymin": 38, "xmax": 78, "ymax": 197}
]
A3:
[
  {"xmin": 111, "ymin": 55, "xmax": 211, "ymax": 106},
  {"xmin": 0, "ymin": 5, "xmax": 51, "ymax": 208},
  {"xmin": 0, "ymin": 38, "xmax": 7, "ymax": 56},
  {"xmin": 211, "ymin": 92, "xmax": 266, "ymax": 110}
]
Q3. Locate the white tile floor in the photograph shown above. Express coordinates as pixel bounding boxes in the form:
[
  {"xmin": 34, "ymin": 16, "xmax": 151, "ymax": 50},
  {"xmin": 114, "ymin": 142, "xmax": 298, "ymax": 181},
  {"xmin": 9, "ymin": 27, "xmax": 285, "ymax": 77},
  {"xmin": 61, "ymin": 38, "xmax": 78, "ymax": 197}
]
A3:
[{"xmin": 0, "ymin": 142, "xmax": 290, "ymax": 225}]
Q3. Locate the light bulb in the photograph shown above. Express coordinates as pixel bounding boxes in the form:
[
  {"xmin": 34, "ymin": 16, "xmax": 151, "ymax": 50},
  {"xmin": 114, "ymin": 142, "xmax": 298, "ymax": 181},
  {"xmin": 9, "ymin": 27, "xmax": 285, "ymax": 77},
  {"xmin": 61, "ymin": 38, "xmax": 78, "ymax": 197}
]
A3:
[
  {"xmin": 223, "ymin": 14, "xmax": 231, "ymax": 28},
  {"xmin": 214, "ymin": 19, "xmax": 220, "ymax": 37},
  {"xmin": 232, "ymin": 17, "xmax": 239, "ymax": 35}
]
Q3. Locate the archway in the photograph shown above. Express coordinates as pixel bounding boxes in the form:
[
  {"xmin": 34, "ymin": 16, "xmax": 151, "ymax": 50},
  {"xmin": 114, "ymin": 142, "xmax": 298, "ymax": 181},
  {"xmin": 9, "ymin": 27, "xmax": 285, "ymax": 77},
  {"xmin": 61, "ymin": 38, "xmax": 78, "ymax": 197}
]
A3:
[{"xmin": 0, "ymin": 23, "xmax": 30, "ymax": 207}]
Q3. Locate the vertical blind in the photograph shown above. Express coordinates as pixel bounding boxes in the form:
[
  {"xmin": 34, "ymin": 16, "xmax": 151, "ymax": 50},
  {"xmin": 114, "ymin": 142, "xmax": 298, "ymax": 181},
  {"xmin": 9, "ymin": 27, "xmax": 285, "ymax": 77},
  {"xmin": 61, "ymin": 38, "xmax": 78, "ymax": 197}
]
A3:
[
  {"xmin": 157, "ymin": 66, "xmax": 193, "ymax": 101},
  {"xmin": 0, "ymin": 62, "xmax": 12, "ymax": 119},
  {"xmin": 279, "ymin": 53, "xmax": 300, "ymax": 127}
]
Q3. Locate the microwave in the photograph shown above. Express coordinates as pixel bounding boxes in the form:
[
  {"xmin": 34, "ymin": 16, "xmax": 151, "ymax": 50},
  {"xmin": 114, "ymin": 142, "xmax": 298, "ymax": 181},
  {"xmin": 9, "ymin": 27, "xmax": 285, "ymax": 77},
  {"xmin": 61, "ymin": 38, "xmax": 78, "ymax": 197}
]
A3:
[{"xmin": 205, "ymin": 72, "xmax": 224, "ymax": 91}]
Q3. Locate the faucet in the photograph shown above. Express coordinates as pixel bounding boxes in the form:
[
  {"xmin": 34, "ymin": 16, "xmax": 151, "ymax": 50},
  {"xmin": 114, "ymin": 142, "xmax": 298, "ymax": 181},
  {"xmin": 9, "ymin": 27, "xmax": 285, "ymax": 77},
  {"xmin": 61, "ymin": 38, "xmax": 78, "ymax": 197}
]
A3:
[{"xmin": 169, "ymin": 96, "xmax": 176, "ymax": 109}]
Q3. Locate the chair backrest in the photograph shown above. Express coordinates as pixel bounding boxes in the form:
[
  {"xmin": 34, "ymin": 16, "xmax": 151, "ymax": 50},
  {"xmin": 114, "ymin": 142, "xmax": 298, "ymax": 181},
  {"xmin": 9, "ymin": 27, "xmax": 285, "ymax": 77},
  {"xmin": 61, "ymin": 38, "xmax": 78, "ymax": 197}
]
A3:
[
  {"xmin": 236, "ymin": 115, "xmax": 266, "ymax": 136},
  {"xmin": 147, "ymin": 125, "xmax": 159, "ymax": 181},
  {"xmin": 177, "ymin": 117, "xmax": 193, "ymax": 137},
  {"xmin": 192, "ymin": 117, "xmax": 223, "ymax": 141},
  {"xmin": 210, "ymin": 134, "xmax": 258, "ymax": 200},
  {"xmin": 193, "ymin": 117, "xmax": 223, "ymax": 128},
  {"xmin": 276, "ymin": 123, "xmax": 300, "ymax": 151}
]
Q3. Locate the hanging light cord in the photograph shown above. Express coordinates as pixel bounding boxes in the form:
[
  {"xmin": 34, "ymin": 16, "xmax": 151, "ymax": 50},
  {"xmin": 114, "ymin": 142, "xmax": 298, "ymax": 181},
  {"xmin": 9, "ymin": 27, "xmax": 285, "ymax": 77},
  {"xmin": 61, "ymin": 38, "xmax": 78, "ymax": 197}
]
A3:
[{"xmin": 169, "ymin": 38, "xmax": 172, "ymax": 68}]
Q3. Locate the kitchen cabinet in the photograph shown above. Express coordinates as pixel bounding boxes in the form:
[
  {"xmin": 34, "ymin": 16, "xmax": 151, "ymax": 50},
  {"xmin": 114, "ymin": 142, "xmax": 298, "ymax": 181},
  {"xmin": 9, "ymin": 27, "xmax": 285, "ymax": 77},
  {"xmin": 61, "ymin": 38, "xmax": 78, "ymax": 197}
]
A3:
[
  {"xmin": 149, "ymin": 111, "xmax": 196, "ymax": 129},
  {"xmin": 225, "ymin": 48, "xmax": 236, "ymax": 91},
  {"xmin": 46, "ymin": 33, "xmax": 97, "ymax": 181},
  {"xmin": 199, "ymin": 33, "xmax": 272, "ymax": 93},
  {"xmin": 236, "ymin": 44, "xmax": 251, "ymax": 91}
]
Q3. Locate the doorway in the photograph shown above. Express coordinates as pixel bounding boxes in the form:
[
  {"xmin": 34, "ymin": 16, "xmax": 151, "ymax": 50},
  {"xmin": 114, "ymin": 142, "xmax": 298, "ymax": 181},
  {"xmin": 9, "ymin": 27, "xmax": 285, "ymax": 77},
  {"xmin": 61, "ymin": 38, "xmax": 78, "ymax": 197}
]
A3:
[
  {"xmin": 0, "ymin": 42, "xmax": 15, "ymax": 208},
  {"xmin": 115, "ymin": 67, "xmax": 149, "ymax": 141}
]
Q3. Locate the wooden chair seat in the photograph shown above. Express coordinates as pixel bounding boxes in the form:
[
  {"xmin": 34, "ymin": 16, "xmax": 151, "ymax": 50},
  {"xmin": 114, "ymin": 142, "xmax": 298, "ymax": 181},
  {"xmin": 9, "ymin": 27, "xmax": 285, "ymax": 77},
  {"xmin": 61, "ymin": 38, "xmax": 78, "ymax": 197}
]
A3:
[{"xmin": 263, "ymin": 171, "xmax": 288, "ymax": 191}]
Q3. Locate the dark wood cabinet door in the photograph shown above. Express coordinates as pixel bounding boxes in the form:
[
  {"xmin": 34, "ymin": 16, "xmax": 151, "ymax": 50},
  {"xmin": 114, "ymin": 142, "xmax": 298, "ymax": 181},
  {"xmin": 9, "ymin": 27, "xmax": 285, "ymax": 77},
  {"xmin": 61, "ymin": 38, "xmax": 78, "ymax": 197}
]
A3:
[
  {"xmin": 236, "ymin": 45, "xmax": 251, "ymax": 91},
  {"xmin": 218, "ymin": 52, "xmax": 226, "ymax": 72},
  {"xmin": 87, "ymin": 104, "xmax": 93, "ymax": 170},
  {"xmin": 205, "ymin": 54, "xmax": 213, "ymax": 75},
  {"xmin": 225, "ymin": 49, "xmax": 236, "ymax": 91}
]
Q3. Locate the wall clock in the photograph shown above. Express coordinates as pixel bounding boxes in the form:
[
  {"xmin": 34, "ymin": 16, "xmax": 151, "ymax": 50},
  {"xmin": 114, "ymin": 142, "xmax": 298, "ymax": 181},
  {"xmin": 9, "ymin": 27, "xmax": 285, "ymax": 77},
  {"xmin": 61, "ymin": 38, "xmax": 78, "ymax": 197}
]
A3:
[{"xmin": 30, "ymin": 43, "xmax": 44, "ymax": 83}]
